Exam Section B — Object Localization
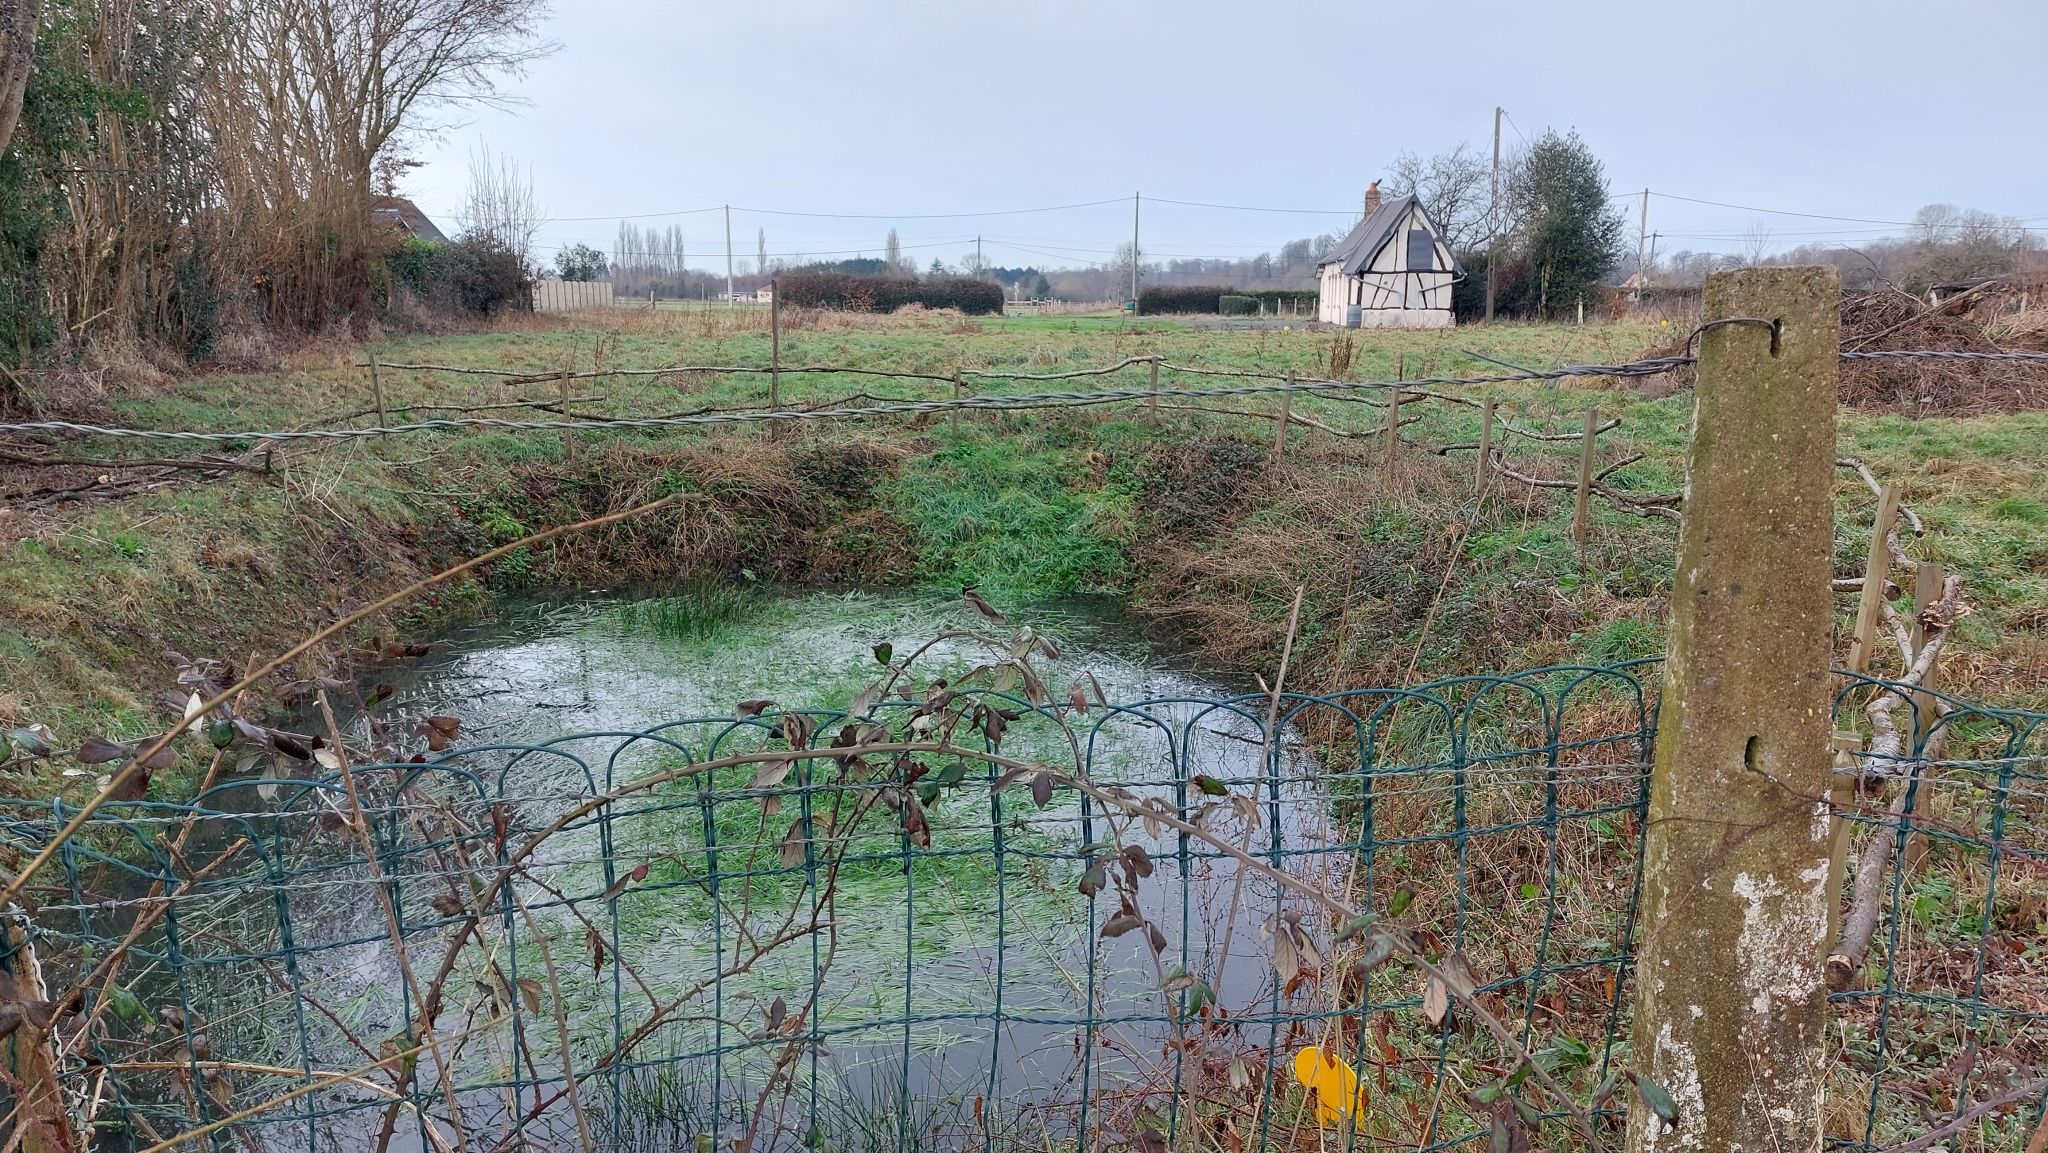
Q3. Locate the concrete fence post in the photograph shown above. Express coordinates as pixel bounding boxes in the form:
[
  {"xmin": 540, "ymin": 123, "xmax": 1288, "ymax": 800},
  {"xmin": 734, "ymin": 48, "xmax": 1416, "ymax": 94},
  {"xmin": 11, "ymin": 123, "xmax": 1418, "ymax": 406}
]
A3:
[{"xmin": 1627, "ymin": 266, "xmax": 1840, "ymax": 1153}]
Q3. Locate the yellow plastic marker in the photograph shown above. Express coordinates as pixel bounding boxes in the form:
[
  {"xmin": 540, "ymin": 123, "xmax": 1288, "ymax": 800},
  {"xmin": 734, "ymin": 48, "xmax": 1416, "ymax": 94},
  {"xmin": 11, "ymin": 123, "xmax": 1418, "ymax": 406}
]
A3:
[{"xmin": 1293, "ymin": 1046, "xmax": 1368, "ymax": 1125}]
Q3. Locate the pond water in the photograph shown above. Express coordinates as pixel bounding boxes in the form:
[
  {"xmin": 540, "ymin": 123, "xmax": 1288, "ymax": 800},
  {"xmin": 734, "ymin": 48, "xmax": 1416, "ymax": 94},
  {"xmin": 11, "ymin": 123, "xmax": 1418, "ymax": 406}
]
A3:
[{"xmin": 244, "ymin": 586, "xmax": 1348, "ymax": 1152}]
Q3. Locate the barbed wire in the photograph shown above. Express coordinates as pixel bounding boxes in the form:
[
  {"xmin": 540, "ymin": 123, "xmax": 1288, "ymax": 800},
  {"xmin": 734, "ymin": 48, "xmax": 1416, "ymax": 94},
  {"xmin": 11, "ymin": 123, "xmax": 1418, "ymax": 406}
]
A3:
[{"xmin": 0, "ymin": 358, "xmax": 1687, "ymax": 445}]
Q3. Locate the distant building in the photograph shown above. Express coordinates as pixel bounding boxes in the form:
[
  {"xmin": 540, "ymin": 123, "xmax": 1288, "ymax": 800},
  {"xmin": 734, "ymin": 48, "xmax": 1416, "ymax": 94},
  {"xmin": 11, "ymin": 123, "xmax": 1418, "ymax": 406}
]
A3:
[
  {"xmin": 371, "ymin": 196, "xmax": 449, "ymax": 243},
  {"xmin": 1316, "ymin": 183, "xmax": 1463, "ymax": 328}
]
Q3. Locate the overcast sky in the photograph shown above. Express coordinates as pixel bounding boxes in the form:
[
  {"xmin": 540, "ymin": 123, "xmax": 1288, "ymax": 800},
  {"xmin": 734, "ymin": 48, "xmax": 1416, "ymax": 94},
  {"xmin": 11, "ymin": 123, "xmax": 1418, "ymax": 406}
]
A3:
[{"xmin": 402, "ymin": 0, "xmax": 2048, "ymax": 278}]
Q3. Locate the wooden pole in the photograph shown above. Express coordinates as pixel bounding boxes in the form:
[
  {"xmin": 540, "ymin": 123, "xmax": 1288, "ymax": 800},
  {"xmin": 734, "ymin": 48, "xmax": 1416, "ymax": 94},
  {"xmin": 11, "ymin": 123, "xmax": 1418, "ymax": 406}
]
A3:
[
  {"xmin": 1626, "ymin": 266, "xmax": 1841, "ymax": 1153},
  {"xmin": 1572, "ymin": 405, "xmax": 1598, "ymax": 548},
  {"xmin": 1475, "ymin": 397, "xmax": 1495, "ymax": 494},
  {"xmin": 1382, "ymin": 388, "xmax": 1402, "ymax": 469},
  {"xmin": 370, "ymin": 353, "xmax": 389, "ymax": 435},
  {"xmin": 1907, "ymin": 559, "xmax": 1946, "ymax": 748},
  {"xmin": 951, "ymin": 368, "xmax": 962, "ymax": 439},
  {"xmin": 559, "ymin": 369, "xmax": 575, "ymax": 463},
  {"xmin": 770, "ymin": 278, "xmax": 782, "ymax": 412},
  {"xmin": 1826, "ymin": 729, "xmax": 1865, "ymax": 950},
  {"xmin": 1270, "ymin": 371, "xmax": 1293, "ymax": 466},
  {"xmin": 1147, "ymin": 357, "xmax": 1159, "ymax": 425},
  {"xmin": 1846, "ymin": 481, "xmax": 1904, "ymax": 675}
]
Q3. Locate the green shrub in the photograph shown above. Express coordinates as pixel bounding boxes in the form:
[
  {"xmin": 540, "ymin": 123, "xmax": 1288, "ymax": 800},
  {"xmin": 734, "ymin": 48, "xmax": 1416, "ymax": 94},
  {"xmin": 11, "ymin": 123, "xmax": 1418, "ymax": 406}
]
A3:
[
  {"xmin": 777, "ymin": 272, "xmax": 1002, "ymax": 315},
  {"xmin": 383, "ymin": 237, "xmax": 532, "ymax": 317},
  {"xmin": 1137, "ymin": 285, "xmax": 1228, "ymax": 315},
  {"xmin": 1219, "ymin": 295, "xmax": 1257, "ymax": 316}
]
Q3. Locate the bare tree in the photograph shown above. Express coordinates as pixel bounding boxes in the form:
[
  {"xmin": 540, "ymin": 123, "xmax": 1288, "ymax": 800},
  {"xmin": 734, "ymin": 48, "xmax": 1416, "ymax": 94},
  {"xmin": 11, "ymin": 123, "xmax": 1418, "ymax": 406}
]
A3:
[
  {"xmin": 210, "ymin": 0, "xmax": 556, "ymax": 329},
  {"xmin": 460, "ymin": 145, "xmax": 541, "ymax": 267},
  {"xmin": 1386, "ymin": 141, "xmax": 1493, "ymax": 253},
  {"xmin": 884, "ymin": 227, "xmax": 903, "ymax": 273},
  {"xmin": 1742, "ymin": 221, "xmax": 1775, "ymax": 268}
]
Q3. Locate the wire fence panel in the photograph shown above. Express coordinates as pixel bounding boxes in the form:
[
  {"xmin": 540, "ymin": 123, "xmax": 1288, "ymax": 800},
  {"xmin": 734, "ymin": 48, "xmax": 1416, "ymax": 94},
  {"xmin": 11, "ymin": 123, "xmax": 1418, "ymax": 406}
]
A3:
[{"xmin": 2, "ymin": 664, "xmax": 2039, "ymax": 1152}]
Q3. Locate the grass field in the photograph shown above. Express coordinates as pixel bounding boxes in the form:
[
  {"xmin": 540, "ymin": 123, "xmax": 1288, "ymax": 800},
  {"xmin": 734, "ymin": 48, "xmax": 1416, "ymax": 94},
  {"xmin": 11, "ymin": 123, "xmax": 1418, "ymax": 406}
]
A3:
[{"xmin": 0, "ymin": 305, "xmax": 2043, "ymax": 764}]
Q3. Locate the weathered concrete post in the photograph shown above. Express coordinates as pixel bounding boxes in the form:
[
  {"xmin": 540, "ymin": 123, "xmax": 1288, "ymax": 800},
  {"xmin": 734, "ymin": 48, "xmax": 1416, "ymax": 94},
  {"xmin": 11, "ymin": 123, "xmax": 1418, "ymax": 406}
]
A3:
[{"xmin": 1627, "ymin": 267, "xmax": 1840, "ymax": 1153}]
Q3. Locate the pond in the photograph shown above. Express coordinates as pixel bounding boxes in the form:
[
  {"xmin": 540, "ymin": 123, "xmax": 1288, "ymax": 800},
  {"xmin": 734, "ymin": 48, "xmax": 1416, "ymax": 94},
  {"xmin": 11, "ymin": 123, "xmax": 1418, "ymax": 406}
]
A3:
[{"xmin": 183, "ymin": 586, "xmax": 1346, "ymax": 1153}]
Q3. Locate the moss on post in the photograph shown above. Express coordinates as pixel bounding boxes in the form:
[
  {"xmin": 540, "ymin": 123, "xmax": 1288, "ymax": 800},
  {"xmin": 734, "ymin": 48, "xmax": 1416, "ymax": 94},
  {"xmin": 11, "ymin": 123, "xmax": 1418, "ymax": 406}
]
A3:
[{"xmin": 1627, "ymin": 267, "xmax": 1840, "ymax": 1153}]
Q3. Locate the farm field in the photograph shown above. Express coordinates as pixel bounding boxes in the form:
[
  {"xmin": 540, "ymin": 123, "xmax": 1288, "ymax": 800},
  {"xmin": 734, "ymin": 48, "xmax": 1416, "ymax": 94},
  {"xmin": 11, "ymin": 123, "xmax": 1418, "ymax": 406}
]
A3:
[{"xmin": 2, "ymin": 307, "xmax": 2044, "ymax": 745}]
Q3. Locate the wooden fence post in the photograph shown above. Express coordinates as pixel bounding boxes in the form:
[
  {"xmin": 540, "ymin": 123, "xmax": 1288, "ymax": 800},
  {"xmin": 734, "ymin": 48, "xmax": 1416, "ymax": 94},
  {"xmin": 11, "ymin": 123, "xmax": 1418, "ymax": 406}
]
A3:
[
  {"xmin": 1270, "ymin": 371, "xmax": 1293, "ymax": 466},
  {"xmin": 951, "ymin": 368, "xmax": 963, "ymax": 439},
  {"xmin": 559, "ymin": 369, "xmax": 576, "ymax": 463},
  {"xmin": 1475, "ymin": 397, "xmax": 1495, "ymax": 495},
  {"xmin": 1627, "ymin": 266, "xmax": 1840, "ymax": 1153},
  {"xmin": 770, "ymin": 278, "xmax": 782, "ymax": 413},
  {"xmin": 1148, "ymin": 357, "xmax": 1160, "ymax": 425},
  {"xmin": 370, "ymin": 353, "xmax": 389, "ymax": 435},
  {"xmin": 1846, "ymin": 482, "xmax": 1904, "ymax": 675},
  {"xmin": 1383, "ymin": 388, "xmax": 1402, "ymax": 470},
  {"xmin": 1903, "ymin": 559, "xmax": 1948, "ymax": 873},
  {"xmin": 1572, "ymin": 406, "xmax": 1598, "ymax": 549}
]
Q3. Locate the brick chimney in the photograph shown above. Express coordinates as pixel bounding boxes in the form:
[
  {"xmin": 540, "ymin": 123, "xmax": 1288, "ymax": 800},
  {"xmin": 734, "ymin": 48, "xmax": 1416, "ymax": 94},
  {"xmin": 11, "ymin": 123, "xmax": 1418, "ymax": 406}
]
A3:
[{"xmin": 1363, "ymin": 181, "xmax": 1381, "ymax": 217}]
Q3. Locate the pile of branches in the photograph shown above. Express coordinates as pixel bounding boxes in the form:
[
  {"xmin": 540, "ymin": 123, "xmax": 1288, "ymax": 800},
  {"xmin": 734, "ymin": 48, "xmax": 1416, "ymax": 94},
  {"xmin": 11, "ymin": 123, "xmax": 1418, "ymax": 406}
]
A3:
[{"xmin": 1839, "ymin": 275, "xmax": 2048, "ymax": 415}]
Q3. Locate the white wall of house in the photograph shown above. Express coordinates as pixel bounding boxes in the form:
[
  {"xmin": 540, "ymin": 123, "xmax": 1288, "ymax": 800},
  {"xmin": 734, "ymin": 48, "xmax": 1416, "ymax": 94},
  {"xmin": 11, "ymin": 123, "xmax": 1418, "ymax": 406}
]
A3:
[{"xmin": 1317, "ymin": 202, "xmax": 1458, "ymax": 328}]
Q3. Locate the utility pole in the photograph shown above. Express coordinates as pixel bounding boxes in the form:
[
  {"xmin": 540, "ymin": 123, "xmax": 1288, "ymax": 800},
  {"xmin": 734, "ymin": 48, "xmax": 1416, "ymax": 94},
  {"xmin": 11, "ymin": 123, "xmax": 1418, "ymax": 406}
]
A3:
[
  {"xmin": 977, "ymin": 235, "xmax": 983, "ymax": 279},
  {"xmin": 1636, "ymin": 188, "xmax": 1650, "ymax": 298},
  {"xmin": 1485, "ymin": 107, "xmax": 1502, "ymax": 322},
  {"xmin": 724, "ymin": 204, "xmax": 734, "ymax": 309},
  {"xmin": 1130, "ymin": 192, "xmax": 1141, "ymax": 307}
]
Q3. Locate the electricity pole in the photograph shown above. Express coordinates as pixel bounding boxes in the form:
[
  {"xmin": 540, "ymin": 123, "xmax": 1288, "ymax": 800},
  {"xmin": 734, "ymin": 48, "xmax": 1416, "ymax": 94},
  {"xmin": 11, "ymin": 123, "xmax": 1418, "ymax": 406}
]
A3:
[
  {"xmin": 1636, "ymin": 188, "xmax": 1650, "ymax": 298},
  {"xmin": 1130, "ymin": 192, "xmax": 1141, "ymax": 307},
  {"xmin": 1485, "ymin": 107, "xmax": 1502, "ymax": 322},
  {"xmin": 724, "ymin": 204, "xmax": 734, "ymax": 309},
  {"xmin": 977, "ymin": 235, "xmax": 983, "ymax": 279}
]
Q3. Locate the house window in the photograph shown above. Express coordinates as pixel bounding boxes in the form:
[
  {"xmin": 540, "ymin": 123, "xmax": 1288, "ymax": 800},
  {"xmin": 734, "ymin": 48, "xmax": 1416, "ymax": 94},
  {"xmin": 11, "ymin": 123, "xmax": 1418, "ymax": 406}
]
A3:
[{"xmin": 1406, "ymin": 229, "xmax": 1436, "ymax": 270}]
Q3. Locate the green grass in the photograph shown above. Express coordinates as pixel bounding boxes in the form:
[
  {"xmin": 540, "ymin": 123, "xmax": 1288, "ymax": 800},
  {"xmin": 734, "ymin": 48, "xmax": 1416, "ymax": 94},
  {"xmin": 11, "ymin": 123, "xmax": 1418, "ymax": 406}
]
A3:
[{"xmin": 2, "ymin": 308, "xmax": 2044, "ymax": 759}]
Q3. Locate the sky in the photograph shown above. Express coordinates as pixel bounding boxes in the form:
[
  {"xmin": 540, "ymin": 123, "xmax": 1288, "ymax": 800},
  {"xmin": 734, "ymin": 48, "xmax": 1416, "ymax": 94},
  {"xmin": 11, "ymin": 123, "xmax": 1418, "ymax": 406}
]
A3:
[{"xmin": 400, "ymin": 0, "xmax": 2048, "ymax": 279}]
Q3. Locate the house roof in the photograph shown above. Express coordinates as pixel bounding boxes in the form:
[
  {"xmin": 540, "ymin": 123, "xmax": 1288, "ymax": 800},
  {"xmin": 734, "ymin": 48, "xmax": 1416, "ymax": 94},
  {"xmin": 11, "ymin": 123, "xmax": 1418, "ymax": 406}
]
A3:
[
  {"xmin": 372, "ymin": 196, "xmax": 449, "ymax": 244},
  {"xmin": 1316, "ymin": 194, "xmax": 1463, "ymax": 278}
]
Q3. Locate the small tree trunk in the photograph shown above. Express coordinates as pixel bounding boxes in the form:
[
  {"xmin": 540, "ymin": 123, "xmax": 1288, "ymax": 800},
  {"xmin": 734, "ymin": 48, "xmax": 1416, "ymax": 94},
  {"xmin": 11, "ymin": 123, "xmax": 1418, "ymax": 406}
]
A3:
[{"xmin": 0, "ymin": 1, "xmax": 39, "ymax": 162}]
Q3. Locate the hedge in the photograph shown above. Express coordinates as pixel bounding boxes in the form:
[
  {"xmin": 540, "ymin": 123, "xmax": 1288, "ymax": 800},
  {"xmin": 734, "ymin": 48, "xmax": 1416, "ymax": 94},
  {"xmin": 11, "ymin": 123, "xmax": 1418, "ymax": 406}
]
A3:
[
  {"xmin": 1218, "ymin": 295, "xmax": 1257, "ymax": 316},
  {"xmin": 1136, "ymin": 285, "xmax": 1230, "ymax": 315},
  {"xmin": 776, "ymin": 272, "xmax": 1004, "ymax": 315}
]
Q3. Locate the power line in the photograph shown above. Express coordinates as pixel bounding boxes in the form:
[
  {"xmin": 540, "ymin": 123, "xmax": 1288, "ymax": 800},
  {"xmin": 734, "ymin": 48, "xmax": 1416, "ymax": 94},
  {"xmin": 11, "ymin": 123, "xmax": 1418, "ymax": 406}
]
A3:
[{"xmin": 1647, "ymin": 191, "xmax": 1914, "ymax": 227}]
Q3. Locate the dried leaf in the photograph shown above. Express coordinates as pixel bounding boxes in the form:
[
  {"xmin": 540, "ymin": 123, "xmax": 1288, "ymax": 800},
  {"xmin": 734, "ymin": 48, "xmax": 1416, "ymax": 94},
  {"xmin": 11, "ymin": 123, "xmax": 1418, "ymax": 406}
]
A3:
[
  {"xmin": 269, "ymin": 731, "xmax": 312, "ymax": 760},
  {"xmin": 314, "ymin": 748, "xmax": 342, "ymax": 770},
  {"xmin": 1273, "ymin": 927, "xmax": 1300, "ymax": 986},
  {"xmin": 362, "ymin": 683, "xmax": 395, "ymax": 709},
  {"xmin": 75, "ymin": 736, "xmax": 128, "ymax": 765},
  {"xmin": 1121, "ymin": 844, "xmax": 1154, "ymax": 880},
  {"xmin": 1101, "ymin": 912, "xmax": 1143, "ymax": 939},
  {"xmin": 961, "ymin": 586, "xmax": 1005, "ymax": 624},
  {"xmin": 1229, "ymin": 1056, "xmax": 1251, "ymax": 1091},
  {"xmin": 902, "ymin": 796, "xmax": 931, "ymax": 849},
  {"xmin": 982, "ymin": 705, "xmax": 1009, "ymax": 747},
  {"xmin": 751, "ymin": 758, "xmax": 794, "ymax": 792},
  {"xmin": 600, "ymin": 861, "xmax": 651, "ymax": 903},
  {"xmin": 779, "ymin": 821, "xmax": 808, "ymax": 868},
  {"xmin": 422, "ymin": 716, "xmax": 461, "ymax": 751},
  {"xmin": 847, "ymin": 681, "xmax": 881, "ymax": 720},
  {"xmin": 1147, "ymin": 921, "xmax": 1166, "ymax": 955},
  {"xmin": 1421, "ymin": 975, "xmax": 1449, "ymax": 1027},
  {"xmin": 585, "ymin": 927, "xmax": 607, "ymax": 978},
  {"xmin": 1067, "ymin": 682, "xmax": 1089, "ymax": 714},
  {"xmin": 1160, "ymin": 965, "xmax": 1195, "ymax": 993},
  {"xmin": 1030, "ymin": 771, "xmax": 1053, "ymax": 809},
  {"xmin": 1037, "ymin": 636, "xmax": 1061, "ymax": 660},
  {"xmin": 735, "ymin": 699, "xmax": 774, "ymax": 720},
  {"xmin": 1229, "ymin": 793, "xmax": 1260, "ymax": 827},
  {"xmin": 515, "ymin": 977, "xmax": 542, "ymax": 1015},
  {"xmin": 780, "ymin": 713, "xmax": 814, "ymax": 750},
  {"xmin": 765, "ymin": 996, "xmax": 787, "ymax": 1035},
  {"xmin": 431, "ymin": 894, "xmax": 466, "ymax": 919},
  {"xmin": 1086, "ymin": 669, "xmax": 1108, "ymax": 709},
  {"xmin": 991, "ymin": 766, "xmax": 1032, "ymax": 794}
]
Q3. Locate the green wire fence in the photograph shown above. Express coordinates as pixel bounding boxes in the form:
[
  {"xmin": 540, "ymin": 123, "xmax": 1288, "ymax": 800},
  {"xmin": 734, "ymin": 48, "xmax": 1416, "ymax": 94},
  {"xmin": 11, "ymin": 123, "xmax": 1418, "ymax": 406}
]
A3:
[{"xmin": 1, "ymin": 663, "xmax": 2040, "ymax": 1153}]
